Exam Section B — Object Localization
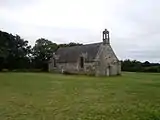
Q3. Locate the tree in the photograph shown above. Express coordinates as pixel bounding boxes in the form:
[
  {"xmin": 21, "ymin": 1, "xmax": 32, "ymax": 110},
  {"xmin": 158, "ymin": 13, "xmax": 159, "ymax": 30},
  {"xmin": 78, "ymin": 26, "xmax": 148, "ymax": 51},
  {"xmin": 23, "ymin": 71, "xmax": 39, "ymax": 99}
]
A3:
[
  {"xmin": 121, "ymin": 59, "xmax": 160, "ymax": 73},
  {"xmin": 32, "ymin": 38, "xmax": 58, "ymax": 71},
  {"xmin": 0, "ymin": 30, "xmax": 31, "ymax": 70},
  {"xmin": 142, "ymin": 61, "xmax": 150, "ymax": 67},
  {"xmin": 58, "ymin": 42, "xmax": 82, "ymax": 48}
]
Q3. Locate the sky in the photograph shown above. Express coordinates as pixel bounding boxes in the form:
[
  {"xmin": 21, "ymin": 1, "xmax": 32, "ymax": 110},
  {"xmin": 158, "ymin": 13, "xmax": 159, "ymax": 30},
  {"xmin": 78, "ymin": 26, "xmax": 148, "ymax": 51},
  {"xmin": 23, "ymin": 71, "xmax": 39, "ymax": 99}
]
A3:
[{"xmin": 0, "ymin": 0, "xmax": 160, "ymax": 62}]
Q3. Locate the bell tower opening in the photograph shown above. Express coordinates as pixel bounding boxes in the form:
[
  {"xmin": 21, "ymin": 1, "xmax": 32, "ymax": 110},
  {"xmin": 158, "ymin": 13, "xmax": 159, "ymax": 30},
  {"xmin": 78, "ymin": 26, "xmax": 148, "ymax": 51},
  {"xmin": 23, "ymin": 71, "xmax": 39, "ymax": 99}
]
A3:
[{"xmin": 103, "ymin": 29, "xmax": 110, "ymax": 44}]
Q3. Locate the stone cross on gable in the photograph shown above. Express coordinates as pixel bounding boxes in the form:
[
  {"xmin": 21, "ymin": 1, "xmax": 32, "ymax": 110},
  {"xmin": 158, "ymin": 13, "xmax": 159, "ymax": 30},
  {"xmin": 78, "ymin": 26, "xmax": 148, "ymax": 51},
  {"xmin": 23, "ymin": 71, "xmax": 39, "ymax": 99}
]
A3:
[{"xmin": 102, "ymin": 29, "xmax": 110, "ymax": 44}]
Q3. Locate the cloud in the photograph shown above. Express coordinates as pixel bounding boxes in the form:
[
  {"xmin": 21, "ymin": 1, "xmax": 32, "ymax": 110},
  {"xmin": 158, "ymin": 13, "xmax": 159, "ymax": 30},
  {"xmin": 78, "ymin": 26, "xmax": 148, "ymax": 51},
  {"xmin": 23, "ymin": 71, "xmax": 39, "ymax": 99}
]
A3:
[
  {"xmin": 0, "ymin": 0, "xmax": 38, "ymax": 9},
  {"xmin": 0, "ymin": 0, "xmax": 160, "ymax": 62}
]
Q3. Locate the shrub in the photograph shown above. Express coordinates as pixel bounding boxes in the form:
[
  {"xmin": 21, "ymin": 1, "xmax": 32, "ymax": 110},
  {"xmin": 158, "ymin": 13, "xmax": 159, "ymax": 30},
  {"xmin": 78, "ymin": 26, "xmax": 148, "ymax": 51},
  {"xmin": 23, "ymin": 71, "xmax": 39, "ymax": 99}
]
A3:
[{"xmin": 2, "ymin": 69, "xmax": 9, "ymax": 72}]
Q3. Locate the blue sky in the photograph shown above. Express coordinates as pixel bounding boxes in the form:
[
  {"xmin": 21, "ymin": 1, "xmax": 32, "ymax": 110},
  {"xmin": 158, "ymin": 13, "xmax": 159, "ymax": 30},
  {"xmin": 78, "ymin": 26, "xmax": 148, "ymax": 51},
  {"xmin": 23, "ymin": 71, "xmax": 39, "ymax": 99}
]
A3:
[{"xmin": 0, "ymin": 0, "xmax": 160, "ymax": 62}]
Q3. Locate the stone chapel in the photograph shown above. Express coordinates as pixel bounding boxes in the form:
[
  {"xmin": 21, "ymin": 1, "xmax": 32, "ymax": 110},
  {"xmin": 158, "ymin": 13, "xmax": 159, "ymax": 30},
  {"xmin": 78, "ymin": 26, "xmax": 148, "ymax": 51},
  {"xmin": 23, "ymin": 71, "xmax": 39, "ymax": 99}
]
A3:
[{"xmin": 49, "ymin": 29, "xmax": 121, "ymax": 76}]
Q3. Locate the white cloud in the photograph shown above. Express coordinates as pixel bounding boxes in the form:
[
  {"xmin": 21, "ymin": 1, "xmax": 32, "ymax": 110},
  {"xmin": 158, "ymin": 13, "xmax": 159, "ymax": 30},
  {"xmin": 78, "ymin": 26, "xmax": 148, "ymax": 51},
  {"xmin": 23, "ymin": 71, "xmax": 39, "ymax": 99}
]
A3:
[
  {"xmin": 1, "ymin": 0, "xmax": 105, "ymax": 29},
  {"xmin": 0, "ymin": 0, "xmax": 160, "ymax": 62}
]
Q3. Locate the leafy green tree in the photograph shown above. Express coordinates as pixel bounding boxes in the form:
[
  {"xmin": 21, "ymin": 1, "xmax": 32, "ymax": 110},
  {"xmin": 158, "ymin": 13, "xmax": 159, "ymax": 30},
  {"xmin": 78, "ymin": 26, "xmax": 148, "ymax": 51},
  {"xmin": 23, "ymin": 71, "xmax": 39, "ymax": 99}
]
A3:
[
  {"xmin": 0, "ymin": 30, "xmax": 31, "ymax": 70},
  {"xmin": 121, "ymin": 59, "xmax": 160, "ymax": 73},
  {"xmin": 32, "ymin": 38, "xmax": 58, "ymax": 71}
]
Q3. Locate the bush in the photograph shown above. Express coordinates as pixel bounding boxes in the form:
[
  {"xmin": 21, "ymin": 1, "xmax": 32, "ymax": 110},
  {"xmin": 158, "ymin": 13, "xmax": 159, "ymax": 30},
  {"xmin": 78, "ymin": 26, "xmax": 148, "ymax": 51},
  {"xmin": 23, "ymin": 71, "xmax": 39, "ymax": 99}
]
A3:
[
  {"xmin": 62, "ymin": 71, "xmax": 76, "ymax": 75},
  {"xmin": 2, "ymin": 69, "xmax": 9, "ymax": 72},
  {"xmin": 0, "ymin": 69, "xmax": 43, "ymax": 73},
  {"xmin": 142, "ymin": 66, "xmax": 160, "ymax": 73}
]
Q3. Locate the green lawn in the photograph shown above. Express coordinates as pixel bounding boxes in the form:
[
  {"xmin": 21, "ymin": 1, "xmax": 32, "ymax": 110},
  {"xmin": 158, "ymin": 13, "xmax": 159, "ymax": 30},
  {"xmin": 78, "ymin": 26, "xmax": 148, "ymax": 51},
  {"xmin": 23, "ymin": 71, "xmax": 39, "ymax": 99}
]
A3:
[{"xmin": 0, "ymin": 72, "xmax": 160, "ymax": 120}]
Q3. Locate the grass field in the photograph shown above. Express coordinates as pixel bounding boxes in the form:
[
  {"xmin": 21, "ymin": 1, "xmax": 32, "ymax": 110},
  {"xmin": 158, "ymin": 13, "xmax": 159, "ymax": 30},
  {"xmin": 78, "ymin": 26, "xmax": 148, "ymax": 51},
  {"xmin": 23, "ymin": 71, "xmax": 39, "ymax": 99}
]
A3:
[{"xmin": 0, "ymin": 72, "xmax": 160, "ymax": 120}]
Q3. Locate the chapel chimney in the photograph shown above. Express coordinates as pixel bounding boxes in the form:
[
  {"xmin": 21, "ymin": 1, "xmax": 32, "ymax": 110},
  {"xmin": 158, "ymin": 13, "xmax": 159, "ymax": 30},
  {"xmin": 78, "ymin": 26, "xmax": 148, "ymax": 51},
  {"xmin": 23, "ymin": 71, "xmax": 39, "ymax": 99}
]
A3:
[{"xmin": 102, "ymin": 29, "xmax": 110, "ymax": 44}]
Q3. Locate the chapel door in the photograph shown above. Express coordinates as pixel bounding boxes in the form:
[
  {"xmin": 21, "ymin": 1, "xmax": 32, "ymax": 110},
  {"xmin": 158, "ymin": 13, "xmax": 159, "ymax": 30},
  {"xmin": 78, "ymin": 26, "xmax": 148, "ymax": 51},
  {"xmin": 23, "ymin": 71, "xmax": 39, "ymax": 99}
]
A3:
[{"xmin": 106, "ymin": 66, "xmax": 111, "ymax": 76}]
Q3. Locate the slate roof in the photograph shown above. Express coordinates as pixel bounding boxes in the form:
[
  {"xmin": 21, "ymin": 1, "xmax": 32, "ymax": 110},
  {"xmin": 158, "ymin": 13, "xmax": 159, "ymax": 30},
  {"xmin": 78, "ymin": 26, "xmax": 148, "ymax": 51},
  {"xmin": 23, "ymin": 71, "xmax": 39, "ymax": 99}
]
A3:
[{"xmin": 56, "ymin": 42, "xmax": 102, "ymax": 63}]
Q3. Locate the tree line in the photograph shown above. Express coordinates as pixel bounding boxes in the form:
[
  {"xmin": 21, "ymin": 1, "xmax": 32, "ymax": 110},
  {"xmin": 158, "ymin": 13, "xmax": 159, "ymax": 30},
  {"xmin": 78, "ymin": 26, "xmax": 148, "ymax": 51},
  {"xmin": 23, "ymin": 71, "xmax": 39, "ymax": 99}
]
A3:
[
  {"xmin": 0, "ymin": 30, "xmax": 160, "ymax": 73},
  {"xmin": 0, "ymin": 30, "xmax": 82, "ymax": 71},
  {"xmin": 121, "ymin": 60, "xmax": 160, "ymax": 73}
]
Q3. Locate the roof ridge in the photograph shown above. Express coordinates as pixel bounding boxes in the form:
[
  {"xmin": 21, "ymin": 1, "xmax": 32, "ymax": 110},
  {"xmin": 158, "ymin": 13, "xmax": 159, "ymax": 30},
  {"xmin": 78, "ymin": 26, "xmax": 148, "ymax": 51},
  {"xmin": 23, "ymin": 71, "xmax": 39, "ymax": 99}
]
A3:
[{"xmin": 58, "ymin": 42, "xmax": 102, "ymax": 50}]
